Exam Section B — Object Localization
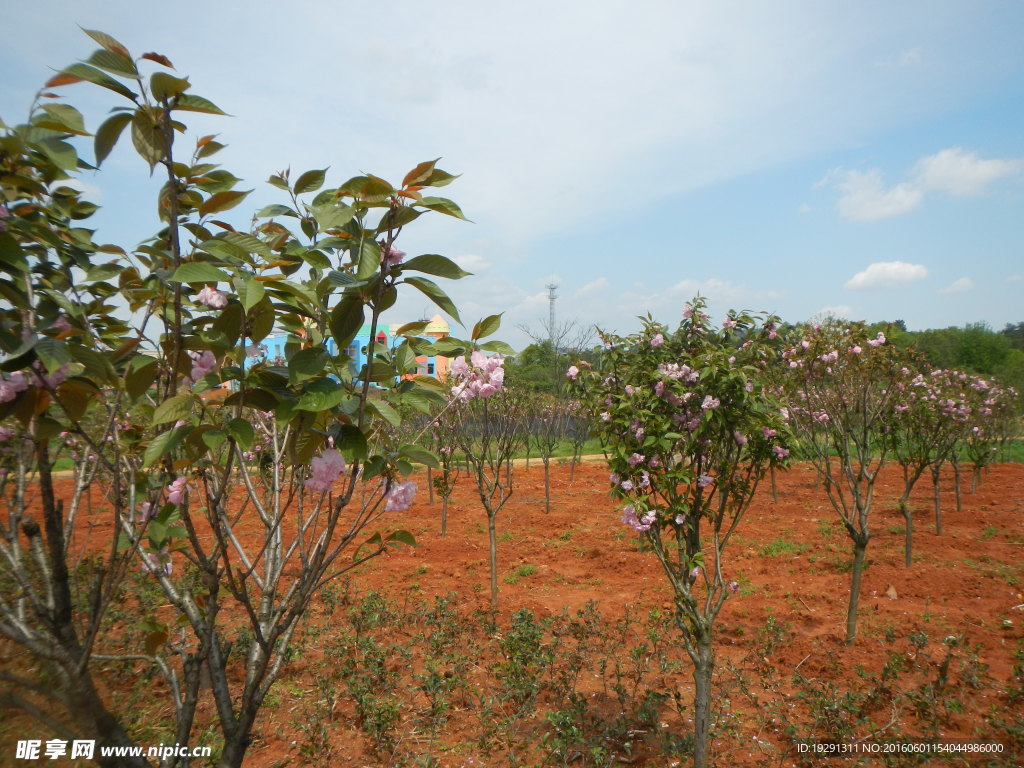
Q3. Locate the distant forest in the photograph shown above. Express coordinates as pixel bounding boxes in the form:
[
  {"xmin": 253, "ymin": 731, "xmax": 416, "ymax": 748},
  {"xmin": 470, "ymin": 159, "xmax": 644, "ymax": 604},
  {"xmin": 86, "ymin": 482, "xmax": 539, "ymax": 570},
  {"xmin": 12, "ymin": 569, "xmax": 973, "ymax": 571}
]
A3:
[{"xmin": 506, "ymin": 320, "xmax": 1024, "ymax": 398}]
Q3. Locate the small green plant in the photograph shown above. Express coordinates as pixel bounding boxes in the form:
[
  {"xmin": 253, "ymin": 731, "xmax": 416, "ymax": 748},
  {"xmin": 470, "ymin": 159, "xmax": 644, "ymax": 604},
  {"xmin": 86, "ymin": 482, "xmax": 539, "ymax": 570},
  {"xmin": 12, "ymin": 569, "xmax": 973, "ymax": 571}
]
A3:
[
  {"xmin": 503, "ymin": 564, "xmax": 538, "ymax": 584},
  {"xmin": 759, "ymin": 536, "xmax": 809, "ymax": 558}
]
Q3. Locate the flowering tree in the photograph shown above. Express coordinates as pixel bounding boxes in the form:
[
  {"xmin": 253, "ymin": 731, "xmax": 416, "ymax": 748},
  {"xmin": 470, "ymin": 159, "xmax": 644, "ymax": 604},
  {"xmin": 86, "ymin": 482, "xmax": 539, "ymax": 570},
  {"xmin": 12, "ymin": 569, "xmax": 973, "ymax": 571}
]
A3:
[
  {"xmin": 569, "ymin": 298, "xmax": 789, "ymax": 768},
  {"xmin": 0, "ymin": 31, "xmax": 487, "ymax": 767},
  {"xmin": 525, "ymin": 395, "xmax": 571, "ymax": 513},
  {"xmin": 781, "ymin": 323, "xmax": 911, "ymax": 644},
  {"xmin": 428, "ymin": 404, "xmax": 462, "ymax": 536},
  {"xmin": 448, "ymin": 320, "xmax": 521, "ymax": 606},
  {"xmin": 888, "ymin": 367, "xmax": 974, "ymax": 561}
]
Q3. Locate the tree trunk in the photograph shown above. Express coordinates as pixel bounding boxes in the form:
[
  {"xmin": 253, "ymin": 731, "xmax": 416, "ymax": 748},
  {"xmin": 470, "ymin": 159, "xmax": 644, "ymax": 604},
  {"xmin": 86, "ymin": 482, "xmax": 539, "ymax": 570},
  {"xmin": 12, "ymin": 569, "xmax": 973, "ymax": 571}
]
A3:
[
  {"xmin": 691, "ymin": 639, "xmax": 715, "ymax": 768},
  {"xmin": 933, "ymin": 472, "xmax": 942, "ymax": 536},
  {"xmin": 440, "ymin": 495, "xmax": 448, "ymax": 537},
  {"xmin": 543, "ymin": 459, "xmax": 551, "ymax": 514},
  {"xmin": 845, "ymin": 537, "xmax": 868, "ymax": 645},
  {"xmin": 770, "ymin": 465, "xmax": 777, "ymax": 502},
  {"xmin": 900, "ymin": 498, "xmax": 912, "ymax": 568},
  {"xmin": 487, "ymin": 512, "xmax": 498, "ymax": 607},
  {"xmin": 427, "ymin": 467, "xmax": 434, "ymax": 504}
]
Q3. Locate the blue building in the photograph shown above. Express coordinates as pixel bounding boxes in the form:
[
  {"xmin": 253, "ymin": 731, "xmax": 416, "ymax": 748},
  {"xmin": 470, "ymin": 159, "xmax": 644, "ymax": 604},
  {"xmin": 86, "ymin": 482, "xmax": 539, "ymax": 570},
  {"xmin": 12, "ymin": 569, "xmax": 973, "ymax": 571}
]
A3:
[{"xmin": 257, "ymin": 314, "xmax": 452, "ymax": 381}]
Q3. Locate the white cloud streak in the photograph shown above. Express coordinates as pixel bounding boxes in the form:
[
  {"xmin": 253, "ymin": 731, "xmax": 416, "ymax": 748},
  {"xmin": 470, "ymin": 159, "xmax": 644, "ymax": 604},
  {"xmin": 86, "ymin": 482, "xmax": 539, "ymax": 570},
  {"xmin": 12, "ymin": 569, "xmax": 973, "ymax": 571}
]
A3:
[
  {"xmin": 826, "ymin": 147, "xmax": 1024, "ymax": 222},
  {"xmin": 845, "ymin": 261, "xmax": 929, "ymax": 290},
  {"xmin": 938, "ymin": 277, "xmax": 974, "ymax": 294}
]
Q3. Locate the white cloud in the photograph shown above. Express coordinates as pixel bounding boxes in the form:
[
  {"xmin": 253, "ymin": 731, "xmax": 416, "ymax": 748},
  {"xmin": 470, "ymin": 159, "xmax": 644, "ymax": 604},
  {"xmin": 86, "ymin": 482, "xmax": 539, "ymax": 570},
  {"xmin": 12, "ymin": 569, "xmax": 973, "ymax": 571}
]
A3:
[
  {"xmin": 1009, "ymin": 274, "xmax": 1023, "ymax": 282},
  {"xmin": 938, "ymin": 277, "xmax": 974, "ymax": 294},
  {"xmin": 831, "ymin": 169, "xmax": 923, "ymax": 221},
  {"xmin": 845, "ymin": 261, "xmax": 929, "ymax": 290},
  {"xmin": 826, "ymin": 147, "xmax": 1023, "ymax": 221},
  {"xmin": 915, "ymin": 148, "xmax": 1023, "ymax": 197},
  {"xmin": 577, "ymin": 277, "xmax": 609, "ymax": 296},
  {"xmin": 456, "ymin": 253, "xmax": 489, "ymax": 273}
]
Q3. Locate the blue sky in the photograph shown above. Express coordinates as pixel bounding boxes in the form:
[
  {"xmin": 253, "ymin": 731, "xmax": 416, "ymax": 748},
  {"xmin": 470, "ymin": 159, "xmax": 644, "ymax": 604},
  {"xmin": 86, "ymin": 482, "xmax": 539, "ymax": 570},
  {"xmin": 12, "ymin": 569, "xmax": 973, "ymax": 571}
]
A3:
[{"xmin": 2, "ymin": 1, "xmax": 1022, "ymax": 350}]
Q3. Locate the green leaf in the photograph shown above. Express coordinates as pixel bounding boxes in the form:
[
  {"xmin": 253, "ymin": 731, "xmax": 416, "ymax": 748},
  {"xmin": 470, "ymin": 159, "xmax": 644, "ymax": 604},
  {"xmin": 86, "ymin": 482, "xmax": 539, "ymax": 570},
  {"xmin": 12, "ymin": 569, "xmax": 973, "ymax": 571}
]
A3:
[
  {"xmin": 399, "ymin": 254, "xmax": 471, "ymax": 280},
  {"xmin": 171, "ymin": 263, "xmax": 231, "ymax": 284},
  {"xmin": 222, "ymin": 231, "xmax": 269, "ymax": 255},
  {"xmin": 296, "ymin": 378, "xmax": 346, "ymax": 411},
  {"xmin": 294, "ymin": 168, "xmax": 327, "ymax": 195},
  {"xmin": 35, "ymin": 337, "xmax": 71, "ymax": 373},
  {"xmin": 472, "ymin": 313, "xmax": 502, "ymax": 342},
  {"xmin": 416, "ymin": 196, "xmax": 469, "ymax": 220},
  {"xmin": 131, "ymin": 111, "xmax": 163, "ymax": 168},
  {"xmin": 152, "ymin": 393, "xmax": 197, "ymax": 425},
  {"xmin": 125, "ymin": 355, "xmax": 159, "ymax": 400},
  {"xmin": 355, "ymin": 238, "xmax": 381, "ymax": 280},
  {"xmin": 70, "ymin": 346, "xmax": 116, "ymax": 384},
  {"xmin": 310, "ymin": 202, "xmax": 354, "ymax": 230},
  {"xmin": 329, "ymin": 296, "xmax": 365, "ymax": 349},
  {"xmin": 386, "ymin": 530, "xmax": 417, "ymax": 548},
  {"xmin": 335, "ymin": 424, "xmax": 368, "ymax": 461},
  {"xmin": 143, "ymin": 426, "xmax": 189, "ymax": 468},
  {"xmin": 403, "ymin": 276, "xmax": 461, "ymax": 324},
  {"xmin": 233, "ymin": 277, "xmax": 265, "ymax": 313},
  {"xmin": 36, "ymin": 104, "xmax": 89, "ymax": 136},
  {"xmin": 255, "ymin": 204, "xmax": 297, "ymax": 218},
  {"xmin": 202, "ymin": 429, "xmax": 227, "ymax": 451},
  {"xmin": 174, "ymin": 94, "xmax": 227, "ymax": 115},
  {"xmin": 227, "ymin": 418, "xmax": 255, "ymax": 449},
  {"xmin": 478, "ymin": 340, "xmax": 516, "ymax": 356},
  {"xmin": 199, "ymin": 189, "xmax": 250, "ymax": 216},
  {"xmin": 82, "ymin": 28, "xmax": 132, "ymax": 59},
  {"xmin": 60, "ymin": 63, "xmax": 138, "ymax": 100},
  {"xmin": 370, "ymin": 400, "xmax": 401, "ymax": 428},
  {"xmin": 400, "ymin": 444, "xmax": 440, "ymax": 469},
  {"xmin": 150, "ymin": 72, "xmax": 190, "ymax": 102},
  {"xmin": 288, "ymin": 347, "xmax": 328, "ymax": 383},
  {"xmin": 86, "ymin": 48, "xmax": 138, "ymax": 79}
]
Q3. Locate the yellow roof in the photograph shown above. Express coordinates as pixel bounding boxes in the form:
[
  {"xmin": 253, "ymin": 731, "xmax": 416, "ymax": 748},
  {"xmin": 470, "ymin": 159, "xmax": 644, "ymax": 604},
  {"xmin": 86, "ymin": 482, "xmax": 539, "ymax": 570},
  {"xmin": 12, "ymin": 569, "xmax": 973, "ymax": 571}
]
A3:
[{"xmin": 424, "ymin": 314, "xmax": 450, "ymax": 334}]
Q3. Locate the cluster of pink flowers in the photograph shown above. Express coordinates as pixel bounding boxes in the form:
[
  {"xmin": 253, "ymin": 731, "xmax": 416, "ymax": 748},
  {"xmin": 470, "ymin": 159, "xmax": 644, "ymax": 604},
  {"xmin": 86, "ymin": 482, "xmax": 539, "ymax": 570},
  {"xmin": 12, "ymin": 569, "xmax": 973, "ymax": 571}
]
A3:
[
  {"xmin": 867, "ymin": 332, "xmax": 886, "ymax": 347},
  {"xmin": 622, "ymin": 505, "xmax": 656, "ymax": 532},
  {"xmin": 565, "ymin": 365, "xmax": 579, "ymax": 381},
  {"xmin": 304, "ymin": 448, "xmax": 346, "ymax": 493},
  {"xmin": 382, "ymin": 246, "xmax": 406, "ymax": 268},
  {"xmin": 0, "ymin": 363, "xmax": 70, "ymax": 402},
  {"xmin": 195, "ymin": 285, "xmax": 228, "ymax": 309},
  {"xmin": 184, "ymin": 350, "xmax": 217, "ymax": 386},
  {"xmin": 650, "ymin": 333, "xmax": 665, "ymax": 347},
  {"xmin": 167, "ymin": 476, "xmax": 190, "ymax": 506},
  {"xmin": 450, "ymin": 351, "xmax": 505, "ymax": 402},
  {"xmin": 385, "ymin": 480, "xmax": 417, "ymax": 512}
]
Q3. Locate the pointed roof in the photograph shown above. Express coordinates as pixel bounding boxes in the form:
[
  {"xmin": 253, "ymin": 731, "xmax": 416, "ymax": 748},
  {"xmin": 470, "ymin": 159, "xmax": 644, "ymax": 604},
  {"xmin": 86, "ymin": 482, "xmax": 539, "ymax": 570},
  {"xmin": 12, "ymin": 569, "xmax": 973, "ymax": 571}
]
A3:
[{"xmin": 424, "ymin": 313, "xmax": 450, "ymax": 334}]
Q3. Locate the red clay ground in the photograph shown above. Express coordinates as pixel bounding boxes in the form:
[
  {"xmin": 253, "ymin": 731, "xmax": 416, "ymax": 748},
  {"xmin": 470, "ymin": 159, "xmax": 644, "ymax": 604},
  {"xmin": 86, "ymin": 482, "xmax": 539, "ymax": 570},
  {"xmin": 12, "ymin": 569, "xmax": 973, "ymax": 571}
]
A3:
[{"xmin": 3, "ymin": 459, "xmax": 1022, "ymax": 767}]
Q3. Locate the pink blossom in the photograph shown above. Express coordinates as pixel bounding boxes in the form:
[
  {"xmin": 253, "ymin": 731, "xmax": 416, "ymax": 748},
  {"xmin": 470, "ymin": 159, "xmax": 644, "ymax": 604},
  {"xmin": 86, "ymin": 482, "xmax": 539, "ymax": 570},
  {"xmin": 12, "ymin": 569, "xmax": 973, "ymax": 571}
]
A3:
[
  {"xmin": 654, "ymin": 380, "xmax": 665, "ymax": 397},
  {"xmin": 650, "ymin": 333, "xmax": 665, "ymax": 347},
  {"xmin": 728, "ymin": 580, "xmax": 739, "ymax": 594},
  {"xmin": 689, "ymin": 567, "xmax": 701, "ymax": 580},
  {"xmin": 382, "ymin": 246, "xmax": 406, "ymax": 268},
  {"xmin": 566, "ymin": 365, "xmax": 580, "ymax": 380},
  {"xmin": 188, "ymin": 350, "xmax": 217, "ymax": 382},
  {"xmin": 773, "ymin": 445, "xmax": 790, "ymax": 460},
  {"xmin": 305, "ymin": 448, "xmax": 346, "ymax": 493},
  {"xmin": 622, "ymin": 505, "xmax": 655, "ymax": 532},
  {"xmin": 867, "ymin": 332, "xmax": 886, "ymax": 348},
  {"xmin": 733, "ymin": 431, "xmax": 748, "ymax": 446},
  {"xmin": 722, "ymin": 317, "xmax": 737, "ymax": 330},
  {"xmin": 52, "ymin": 315, "xmax": 72, "ymax": 332},
  {"xmin": 697, "ymin": 473, "xmax": 714, "ymax": 488},
  {"xmin": 0, "ymin": 426, "xmax": 13, "ymax": 442},
  {"xmin": 849, "ymin": 345, "xmax": 862, "ymax": 354},
  {"xmin": 167, "ymin": 477, "xmax": 190, "ymax": 506},
  {"xmin": 674, "ymin": 513, "xmax": 686, "ymax": 525},
  {"xmin": 450, "ymin": 356, "xmax": 470, "ymax": 378},
  {"xmin": 0, "ymin": 374, "xmax": 29, "ymax": 403},
  {"xmin": 762, "ymin": 427, "xmax": 777, "ymax": 438},
  {"xmin": 385, "ymin": 480, "xmax": 417, "ymax": 512},
  {"xmin": 620, "ymin": 479, "xmax": 634, "ymax": 492},
  {"xmin": 627, "ymin": 453, "xmax": 645, "ymax": 467},
  {"xmin": 701, "ymin": 395, "xmax": 720, "ymax": 410},
  {"xmin": 195, "ymin": 285, "xmax": 228, "ymax": 309},
  {"xmin": 600, "ymin": 411, "xmax": 611, "ymax": 421}
]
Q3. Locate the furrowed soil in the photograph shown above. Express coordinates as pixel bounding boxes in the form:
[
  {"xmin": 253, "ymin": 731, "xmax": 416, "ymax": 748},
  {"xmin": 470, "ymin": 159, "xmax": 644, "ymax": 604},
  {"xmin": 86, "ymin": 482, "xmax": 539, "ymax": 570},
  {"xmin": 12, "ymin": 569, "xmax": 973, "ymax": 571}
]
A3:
[{"xmin": 3, "ymin": 460, "xmax": 1022, "ymax": 767}]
